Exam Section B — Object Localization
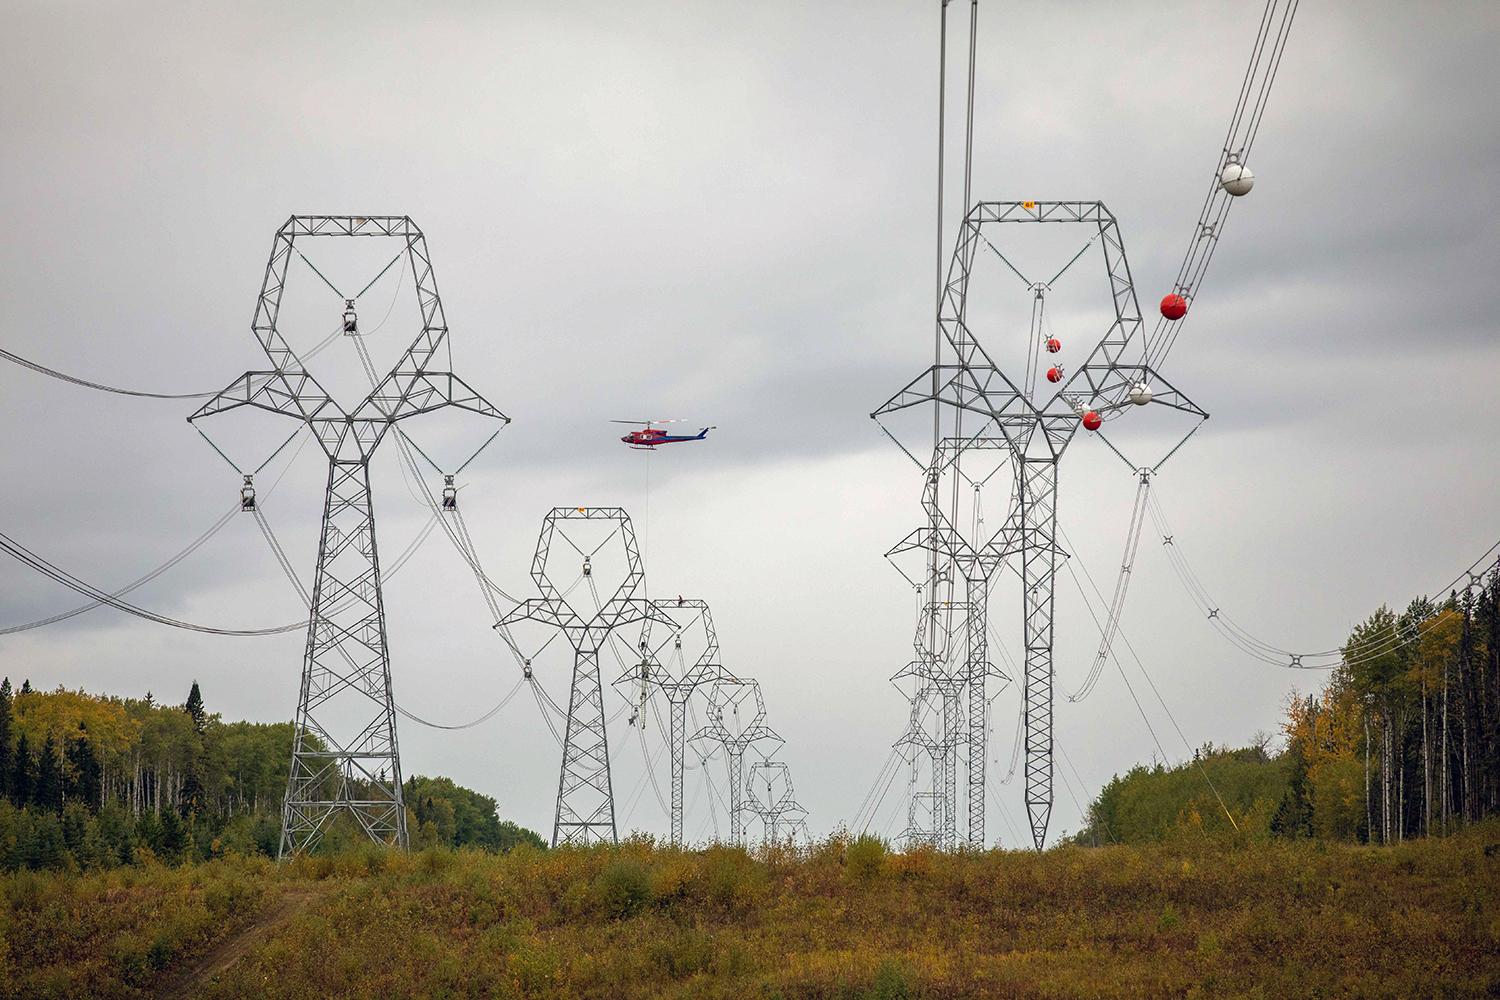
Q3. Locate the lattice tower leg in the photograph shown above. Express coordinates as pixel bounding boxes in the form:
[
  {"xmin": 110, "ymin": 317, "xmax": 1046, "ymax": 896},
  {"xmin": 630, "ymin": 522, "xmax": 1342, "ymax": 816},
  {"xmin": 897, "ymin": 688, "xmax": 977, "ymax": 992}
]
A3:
[
  {"xmin": 728, "ymin": 748, "xmax": 745, "ymax": 846},
  {"xmin": 942, "ymin": 689, "xmax": 960, "ymax": 850},
  {"xmin": 966, "ymin": 579, "xmax": 989, "ymax": 847},
  {"xmin": 669, "ymin": 694, "xmax": 687, "ymax": 847},
  {"xmin": 905, "ymin": 751, "xmax": 921, "ymax": 848},
  {"xmin": 1021, "ymin": 459, "xmax": 1058, "ymax": 850},
  {"xmin": 554, "ymin": 643, "xmax": 616, "ymax": 846},
  {"xmin": 280, "ymin": 460, "xmax": 407, "ymax": 857}
]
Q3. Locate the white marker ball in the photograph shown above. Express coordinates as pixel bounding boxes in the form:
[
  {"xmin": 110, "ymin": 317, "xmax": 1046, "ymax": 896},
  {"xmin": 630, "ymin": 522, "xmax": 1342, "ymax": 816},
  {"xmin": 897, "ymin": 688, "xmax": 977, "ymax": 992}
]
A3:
[{"xmin": 1220, "ymin": 162, "xmax": 1255, "ymax": 197}]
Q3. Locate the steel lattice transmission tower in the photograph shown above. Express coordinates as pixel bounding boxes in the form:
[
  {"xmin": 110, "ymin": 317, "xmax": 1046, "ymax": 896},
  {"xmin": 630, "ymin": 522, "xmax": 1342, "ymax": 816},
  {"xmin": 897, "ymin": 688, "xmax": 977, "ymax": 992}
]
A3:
[
  {"xmin": 614, "ymin": 597, "xmax": 722, "ymax": 847},
  {"xmin": 693, "ymin": 676, "xmax": 781, "ymax": 846},
  {"xmin": 191, "ymin": 215, "xmax": 507, "ymax": 856},
  {"xmin": 875, "ymin": 201, "xmax": 1205, "ymax": 849},
  {"xmin": 497, "ymin": 507, "xmax": 664, "ymax": 846},
  {"xmin": 887, "ymin": 437, "xmax": 1014, "ymax": 848},
  {"xmin": 745, "ymin": 758, "xmax": 809, "ymax": 846}
]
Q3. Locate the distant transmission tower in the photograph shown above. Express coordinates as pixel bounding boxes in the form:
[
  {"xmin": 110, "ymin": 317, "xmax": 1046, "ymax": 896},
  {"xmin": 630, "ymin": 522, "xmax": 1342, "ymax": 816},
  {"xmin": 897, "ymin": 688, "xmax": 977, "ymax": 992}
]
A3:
[
  {"xmin": 694, "ymin": 676, "xmax": 781, "ymax": 846},
  {"xmin": 894, "ymin": 599, "xmax": 973, "ymax": 850},
  {"xmin": 498, "ymin": 507, "xmax": 662, "ymax": 846},
  {"xmin": 614, "ymin": 596, "xmax": 721, "ymax": 847},
  {"xmin": 886, "ymin": 434, "xmax": 1014, "ymax": 848},
  {"xmin": 191, "ymin": 215, "xmax": 506, "ymax": 856},
  {"xmin": 745, "ymin": 758, "xmax": 809, "ymax": 846}
]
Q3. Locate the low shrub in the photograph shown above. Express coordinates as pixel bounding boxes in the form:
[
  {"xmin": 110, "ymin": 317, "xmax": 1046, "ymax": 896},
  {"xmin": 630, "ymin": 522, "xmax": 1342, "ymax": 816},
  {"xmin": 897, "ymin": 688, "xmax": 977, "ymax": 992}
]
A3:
[
  {"xmin": 847, "ymin": 834, "xmax": 887, "ymax": 882},
  {"xmin": 596, "ymin": 856, "xmax": 651, "ymax": 918},
  {"xmin": 869, "ymin": 957, "xmax": 917, "ymax": 1000}
]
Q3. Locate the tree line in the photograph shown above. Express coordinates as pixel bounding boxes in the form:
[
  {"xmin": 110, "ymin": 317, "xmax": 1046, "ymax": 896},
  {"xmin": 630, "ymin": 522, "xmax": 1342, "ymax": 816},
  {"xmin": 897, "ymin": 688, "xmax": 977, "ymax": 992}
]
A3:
[
  {"xmin": 0, "ymin": 679, "xmax": 542, "ymax": 870},
  {"xmin": 1078, "ymin": 558, "xmax": 1500, "ymax": 844}
]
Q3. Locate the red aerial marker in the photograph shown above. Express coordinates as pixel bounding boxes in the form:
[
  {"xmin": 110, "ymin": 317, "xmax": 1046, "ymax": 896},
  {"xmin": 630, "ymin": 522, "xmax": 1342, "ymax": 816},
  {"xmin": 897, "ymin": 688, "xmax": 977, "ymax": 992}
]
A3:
[{"xmin": 1160, "ymin": 293, "xmax": 1188, "ymax": 320}]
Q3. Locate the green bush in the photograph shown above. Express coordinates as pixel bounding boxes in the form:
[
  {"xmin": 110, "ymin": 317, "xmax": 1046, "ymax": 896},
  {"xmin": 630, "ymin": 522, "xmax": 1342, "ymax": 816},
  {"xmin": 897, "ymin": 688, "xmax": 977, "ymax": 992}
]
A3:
[
  {"xmin": 869, "ymin": 958, "xmax": 916, "ymax": 1000},
  {"xmin": 596, "ymin": 856, "xmax": 651, "ymax": 918},
  {"xmin": 699, "ymin": 846, "xmax": 761, "ymax": 910},
  {"xmin": 647, "ymin": 926, "xmax": 715, "ymax": 978},
  {"xmin": 847, "ymin": 834, "xmax": 887, "ymax": 882}
]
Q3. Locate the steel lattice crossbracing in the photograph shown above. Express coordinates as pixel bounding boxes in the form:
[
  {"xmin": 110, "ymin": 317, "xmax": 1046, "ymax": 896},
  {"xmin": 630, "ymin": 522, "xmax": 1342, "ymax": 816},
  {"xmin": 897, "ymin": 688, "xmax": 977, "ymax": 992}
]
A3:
[
  {"xmin": 190, "ymin": 216, "xmax": 507, "ymax": 857},
  {"xmin": 497, "ymin": 507, "xmax": 664, "ymax": 847},
  {"xmin": 874, "ymin": 201, "xmax": 1205, "ymax": 850}
]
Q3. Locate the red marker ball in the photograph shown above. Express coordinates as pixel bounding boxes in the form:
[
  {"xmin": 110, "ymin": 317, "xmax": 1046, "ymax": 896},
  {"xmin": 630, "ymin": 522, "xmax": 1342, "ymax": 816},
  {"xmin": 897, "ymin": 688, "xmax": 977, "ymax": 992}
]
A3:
[
  {"xmin": 1046, "ymin": 367, "xmax": 1063, "ymax": 383},
  {"xmin": 1045, "ymin": 337, "xmax": 1062, "ymax": 354},
  {"xmin": 1082, "ymin": 410, "xmax": 1103, "ymax": 431},
  {"xmin": 1160, "ymin": 293, "xmax": 1188, "ymax": 320}
]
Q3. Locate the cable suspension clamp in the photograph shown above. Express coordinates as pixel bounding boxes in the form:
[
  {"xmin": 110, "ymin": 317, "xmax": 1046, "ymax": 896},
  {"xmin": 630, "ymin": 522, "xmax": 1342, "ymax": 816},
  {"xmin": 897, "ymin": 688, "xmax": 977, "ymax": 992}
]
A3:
[
  {"xmin": 341, "ymin": 298, "xmax": 358, "ymax": 336},
  {"xmin": 240, "ymin": 474, "xmax": 256, "ymax": 512},
  {"xmin": 441, "ymin": 474, "xmax": 457, "ymax": 511}
]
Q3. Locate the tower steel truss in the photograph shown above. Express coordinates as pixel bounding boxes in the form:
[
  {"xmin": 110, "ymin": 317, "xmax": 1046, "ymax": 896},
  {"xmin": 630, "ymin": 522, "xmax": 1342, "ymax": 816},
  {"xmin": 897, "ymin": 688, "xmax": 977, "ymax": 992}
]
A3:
[
  {"xmin": 693, "ymin": 676, "xmax": 781, "ymax": 846},
  {"xmin": 191, "ymin": 215, "xmax": 507, "ymax": 857},
  {"xmin": 497, "ymin": 507, "xmax": 664, "ymax": 846},
  {"xmin": 614, "ymin": 597, "xmax": 722, "ymax": 847},
  {"xmin": 875, "ymin": 201, "xmax": 1205, "ymax": 849}
]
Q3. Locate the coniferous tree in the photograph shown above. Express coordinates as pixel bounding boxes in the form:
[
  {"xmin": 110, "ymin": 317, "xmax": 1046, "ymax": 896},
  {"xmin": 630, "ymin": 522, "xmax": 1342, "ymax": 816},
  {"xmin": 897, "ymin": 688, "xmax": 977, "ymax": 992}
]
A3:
[
  {"xmin": 24, "ymin": 811, "xmax": 65, "ymax": 870},
  {"xmin": 36, "ymin": 734, "xmax": 63, "ymax": 813},
  {"xmin": 1271, "ymin": 738, "xmax": 1314, "ymax": 838},
  {"xmin": 60, "ymin": 801, "xmax": 90, "ymax": 856},
  {"xmin": 65, "ymin": 733, "xmax": 101, "ymax": 810},
  {"xmin": 182, "ymin": 681, "xmax": 206, "ymax": 813},
  {"xmin": 11, "ymin": 731, "xmax": 32, "ymax": 807},
  {"xmin": 185, "ymin": 681, "xmax": 206, "ymax": 734},
  {"xmin": 19, "ymin": 679, "xmax": 31, "ymax": 695},
  {"xmin": 0, "ymin": 678, "xmax": 12, "ymax": 800},
  {"xmin": 155, "ymin": 807, "xmax": 189, "ymax": 859}
]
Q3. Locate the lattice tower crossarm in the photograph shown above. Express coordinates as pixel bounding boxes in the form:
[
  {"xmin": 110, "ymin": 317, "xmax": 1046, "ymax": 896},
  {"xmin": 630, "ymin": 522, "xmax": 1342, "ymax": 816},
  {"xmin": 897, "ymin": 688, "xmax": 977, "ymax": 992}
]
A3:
[{"xmin": 190, "ymin": 216, "xmax": 508, "ymax": 857}]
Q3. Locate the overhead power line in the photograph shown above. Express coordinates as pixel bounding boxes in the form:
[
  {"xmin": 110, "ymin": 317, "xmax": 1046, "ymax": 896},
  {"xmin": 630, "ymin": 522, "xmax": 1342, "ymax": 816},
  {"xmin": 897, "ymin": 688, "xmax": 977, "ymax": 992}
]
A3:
[
  {"xmin": 1148, "ymin": 489, "xmax": 1500, "ymax": 670},
  {"xmin": 0, "ymin": 346, "xmax": 217, "ymax": 399},
  {"xmin": 0, "ymin": 526, "xmax": 303, "ymax": 636}
]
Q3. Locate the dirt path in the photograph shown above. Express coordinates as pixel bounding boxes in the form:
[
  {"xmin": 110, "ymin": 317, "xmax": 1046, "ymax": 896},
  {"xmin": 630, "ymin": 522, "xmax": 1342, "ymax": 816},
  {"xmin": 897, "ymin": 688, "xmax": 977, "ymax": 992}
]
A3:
[{"xmin": 159, "ymin": 887, "xmax": 322, "ymax": 999}]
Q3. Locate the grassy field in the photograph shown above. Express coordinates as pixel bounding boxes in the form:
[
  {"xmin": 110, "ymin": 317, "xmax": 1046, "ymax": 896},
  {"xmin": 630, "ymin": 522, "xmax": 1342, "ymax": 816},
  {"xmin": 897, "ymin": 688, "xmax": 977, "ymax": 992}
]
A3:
[{"xmin": 2, "ymin": 826, "xmax": 1496, "ymax": 999}]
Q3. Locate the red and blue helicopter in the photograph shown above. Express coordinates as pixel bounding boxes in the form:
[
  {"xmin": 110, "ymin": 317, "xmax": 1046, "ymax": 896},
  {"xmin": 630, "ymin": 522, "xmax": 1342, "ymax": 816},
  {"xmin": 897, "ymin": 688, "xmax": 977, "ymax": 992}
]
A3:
[{"xmin": 613, "ymin": 419, "xmax": 715, "ymax": 450}]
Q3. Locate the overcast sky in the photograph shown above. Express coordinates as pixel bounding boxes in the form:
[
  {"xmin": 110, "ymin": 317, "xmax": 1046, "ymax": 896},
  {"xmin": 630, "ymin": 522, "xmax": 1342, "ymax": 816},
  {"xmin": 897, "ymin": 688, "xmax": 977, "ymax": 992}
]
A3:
[{"xmin": 2, "ymin": 1, "xmax": 1497, "ymax": 846}]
